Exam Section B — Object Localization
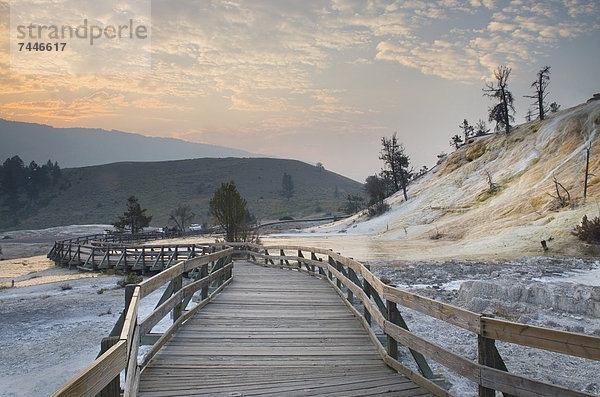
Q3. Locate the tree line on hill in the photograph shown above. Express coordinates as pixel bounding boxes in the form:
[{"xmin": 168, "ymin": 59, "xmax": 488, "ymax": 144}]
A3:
[
  {"xmin": 0, "ymin": 155, "xmax": 62, "ymax": 212},
  {"xmin": 450, "ymin": 65, "xmax": 560, "ymax": 150}
]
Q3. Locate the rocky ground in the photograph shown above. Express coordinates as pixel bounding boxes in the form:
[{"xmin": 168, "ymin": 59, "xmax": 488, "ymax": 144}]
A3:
[
  {"xmin": 0, "ymin": 274, "xmax": 125, "ymax": 396},
  {"xmin": 0, "ymin": 269, "xmax": 176, "ymax": 397}
]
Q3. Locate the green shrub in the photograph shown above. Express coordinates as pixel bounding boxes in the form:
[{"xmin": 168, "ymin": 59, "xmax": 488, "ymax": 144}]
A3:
[{"xmin": 117, "ymin": 273, "xmax": 143, "ymax": 288}]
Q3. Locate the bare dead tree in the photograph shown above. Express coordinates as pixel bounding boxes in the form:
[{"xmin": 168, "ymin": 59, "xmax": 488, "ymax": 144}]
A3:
[
  {"xmin": 169, "ymin": 203, "xmax": 195, "ymax": 233},
  {"xmin": 483, "ymin": 66, "xmax": 515, "ymax": 135},
  {"xmin": 584, "ymin": 144, "xmax": 594, "ymax": 203},
  {"xmin": 524, "ymin": 66, "xmax": 551, "ymax": 121},
  {"xmin": 486, "ymin": 171, "xmax": 499, "ymax": 193},
  {"xmin": 549, "ymin": 175, "xmax": 571, "ymax": 207}
]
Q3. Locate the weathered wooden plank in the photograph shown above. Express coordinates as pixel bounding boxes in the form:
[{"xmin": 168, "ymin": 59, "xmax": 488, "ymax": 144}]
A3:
[
  {"xmin": 123, "ymin": 325, "xmax": 140, "ymax": 397},
  {"xmin": 140, "ymin": 277, "xmax": 233, "ymax": 369},
  {"xmin": 120, "ymin": 286, "xmax": 140, "ymax": 353},
  {"xmin": 385, "ymin": 319, "xmax": 595, "ymax": 397},
  {"xmin": 51, "ymin": 340, "xmax": 126, "ymax": 397},
  {"xmin": 481, "ymin": 317, "xmax": 600, "ymax": 360},
  {"xmin": 383, "ymin": 285, "xmax": 481, "ymax": 334},
  {"xmin": 138, "ymin": 262, "xmax": 184, "ymax": 298},
  {"xmin": 98, "ymin": 337, "xmax": 120, "ymax": 397},
  {"xmin": 384, "ymin": 319, "xmax": 479, "ymax": 380},
  {"xmin": 139, "ymin": 262, "xmax": 432, "ymax": 397},
  {"xmin": 480, "ymin": 365, "xmax": 594, "ymax": 397}
]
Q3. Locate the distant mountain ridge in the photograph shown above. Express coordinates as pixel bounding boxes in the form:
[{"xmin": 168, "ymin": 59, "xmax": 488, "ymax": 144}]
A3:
[{"xmin": 0, "ymin": 119, "xmax": 266, "ymax": 167}]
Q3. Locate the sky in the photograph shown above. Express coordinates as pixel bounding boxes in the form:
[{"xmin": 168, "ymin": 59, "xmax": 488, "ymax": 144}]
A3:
[{"xmin": 1, "ymin": 0, "xmax": 599, "ymax": 182}]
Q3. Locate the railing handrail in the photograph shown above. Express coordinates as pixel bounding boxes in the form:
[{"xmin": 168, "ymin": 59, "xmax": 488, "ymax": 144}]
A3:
[
  {"xmin": 47, "ymin": 236, "xmax": 230, "ymax": 272},
  {"xmin": 50, "ymin": 242, "xmax": 599, "ymax": 397},
  {"xmin": 237, "ymin": 244, "xmax": 599, "ymax": 397},
  {"xmin": 51, "ymin": 245, "xmax": 234, "ymax": 397}
]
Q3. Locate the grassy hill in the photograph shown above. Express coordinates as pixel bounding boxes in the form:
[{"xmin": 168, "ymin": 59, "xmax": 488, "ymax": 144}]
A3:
[{"xmin": 0, "ymin": 157, "xmax": 363, "ymax": 231}]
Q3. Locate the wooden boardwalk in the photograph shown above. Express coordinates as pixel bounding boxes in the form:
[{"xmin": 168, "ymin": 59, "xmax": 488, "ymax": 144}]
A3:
[{"xmin": 139, "ymin": 262, "xmax": 432, "ymax": 396}]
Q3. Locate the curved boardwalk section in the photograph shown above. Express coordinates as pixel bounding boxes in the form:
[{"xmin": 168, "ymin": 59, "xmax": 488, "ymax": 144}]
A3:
[{"xmin": 139, "ymin": 262, "xmax": 431, "ymax": 396}]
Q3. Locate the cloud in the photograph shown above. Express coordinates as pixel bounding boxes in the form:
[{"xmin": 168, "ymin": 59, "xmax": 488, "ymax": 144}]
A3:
[
  {"xmin": 0, "ymin": 0, "xmax": 598, "ymax": 154},
  {"xmin": 2, "ymin": 92, "xmax": 127, "ymax": 121},
  {"xmin": 375, "ymin": 40, "xmax": 484, "ymax": 82}
]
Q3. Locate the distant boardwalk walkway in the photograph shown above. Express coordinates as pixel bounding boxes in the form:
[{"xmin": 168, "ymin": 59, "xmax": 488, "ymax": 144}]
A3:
[{"xmin": 139, "ymin": 262, "xmax": 431, "ymax": 396}]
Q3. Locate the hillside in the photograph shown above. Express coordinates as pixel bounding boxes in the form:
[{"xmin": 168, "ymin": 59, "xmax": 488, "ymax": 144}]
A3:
[
  {"xmin": 313, "ymin": 99, "xmax": 600, "ymax": 260},
  {"xmin": 0, "ymin": 119, "xmax": 264, "ymax": 168},
  {"xmin": 0, "ymin": 158, "xmax": 362, "ymax": 231}
]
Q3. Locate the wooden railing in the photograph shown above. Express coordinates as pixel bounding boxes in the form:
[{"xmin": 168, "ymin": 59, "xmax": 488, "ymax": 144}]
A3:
[
  {"xmin": 234, "ymin": 243, "xmax": 599, "ymax": 397},
  {"xmin": 51, "ymin": 246, "xmax": 234, "ymax": 397},
  {"xmin": 48, "ymin": 241, "xmax": 223, "ymax": 273},
  {"xmin": 47, "ymin": 230, "xmax": 209, "ymax": 268}
]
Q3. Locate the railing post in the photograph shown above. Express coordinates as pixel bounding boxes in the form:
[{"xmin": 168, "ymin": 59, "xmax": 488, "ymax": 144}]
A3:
[
  {"xmin": 386, "ymin": 300, "xmax": 399, "ymax": 360},
  {"xmin": 201, "ymin": 263, "xmax": 209, "ymax": 300},
  {"xmin": 108, "ymin": 283, "xmax": 135, "ymax": 338},
  {"xmin": 478, "ymin": 314, "xmax": 513, "ymax": 397},
  {"xmin": 364, "ymin": 264, "xmax": 372, "ymax": 325},
  {"xmin": 172, "ymin": 273, "xmax": 183, "ymax": 321},
  {"xmin": 123, "ymin": 248, "xmax": 128, "ymax": 272},
  {"xmin": 335, "ymin": 261, "xmax": 343, "ymax": 289},
  {"xmin": 327, "ymin": 256, "xmax": 335, "ymax": 281},
  {"xmin": 99, "ymin": 336, "xmax": 120, "ymax": 397},
  {"xmin": 311, "ymin": 252, "xmax": 321, "ymax": 275},
  {"xmin": 141, "ymin": 247, "xmax": 146, "ymax": 276},
  {"xmin": 346, "ymin": 268, "xmax": 357, "ymax": 304},
  {"xmin": 68, "ymin": 243, "xmax": 73, "ymax": 265},
  {"xmin": 317, "ymin": 257, "xmax": 324, "ymax": 275},
  {"xmin": 363, "ymin": 280, "xmax": 372, "ymax": 325},
  {"xmin": 478, "ymin": 335, "xmax": 496, "ymax": 397}
]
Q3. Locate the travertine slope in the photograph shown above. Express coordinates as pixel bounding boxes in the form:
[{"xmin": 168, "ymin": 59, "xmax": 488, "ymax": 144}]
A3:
[{"xmin": 316, "ymin": 99, "xmax": 600, "ymax": 260}]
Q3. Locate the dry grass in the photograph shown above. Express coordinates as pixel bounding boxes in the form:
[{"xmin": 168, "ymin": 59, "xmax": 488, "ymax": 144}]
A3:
[
  {"xmin": 0, "ymin": 273, "xmax": 107, "ymax": 289},
  {"xmin": 0, "ymin": 256, "xmax": 54, "ymax": 278}
]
